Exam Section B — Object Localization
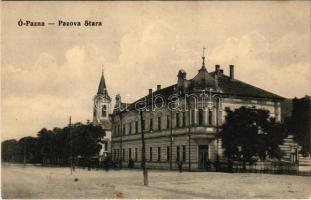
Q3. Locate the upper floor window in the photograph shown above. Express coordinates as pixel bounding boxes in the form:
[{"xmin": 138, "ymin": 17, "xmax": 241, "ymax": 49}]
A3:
[
  {"xmin": 182, "ymin": 112, "xmax": 186, "ymax": 127},
  {"xmin": 176, "ymin": 113, "xmax": 180, "ymax": 127},
  {"xmin": 135, "ymin": 121, "xmax": 138, "ymax": 133},
  {"xmin": 158, "ymin": 117, "xmax": 161, "ymax": 130},
  {"xmin": 150, "ymin": 118, "xmax": 153, "ymax": 131},
  {"xmin": 191, "ymin": 109, "xmax": 195, "ymax": 125},
  {"xmin": 102, "ymin": 105, "xmax": 107, "ymax": 117},
  {"xmin": 123, "ymin": 124, "xmax": 126, "ymax": 135},
  {"xmin": 208, "ymin": 110, "xmax": 213, "ymax": 125},
  {"xmin": 129, "ymin": 123, "xmax": 132, "ymax": 134},
  {"xmin": 198, "ymin": 109, "xmax": 203, "ymax": 125},
  {"xmin": 142, "ymin": 120, "xmax": 145, "ymax": 131},
  {"xmin": 167, "ymin": 115, "xmax": 170, "ymax": 129}
]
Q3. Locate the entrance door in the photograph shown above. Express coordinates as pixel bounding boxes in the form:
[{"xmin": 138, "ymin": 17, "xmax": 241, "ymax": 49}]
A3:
[{"xmin": 199, "ymin": 145, "xmax": 209, "ymax": 169}]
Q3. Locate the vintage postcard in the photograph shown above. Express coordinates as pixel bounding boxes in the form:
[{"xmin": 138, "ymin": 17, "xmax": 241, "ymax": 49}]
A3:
[{"xmin": 1, "ymin": 1, "xmax": 311, "ymax": 199}]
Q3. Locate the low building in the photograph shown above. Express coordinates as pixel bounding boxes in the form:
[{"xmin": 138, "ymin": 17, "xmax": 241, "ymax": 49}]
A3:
[{"xmin": 110, "ymin": 54, "xmax": 288, "ymax": 170}]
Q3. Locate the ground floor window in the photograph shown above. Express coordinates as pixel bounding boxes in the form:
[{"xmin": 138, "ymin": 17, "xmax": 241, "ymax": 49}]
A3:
[
  {"xmin": 122, "ymin": 149, "xmax": 125, "ymax": 161},
  {"xmin": 182, "ymin": 145, "xmax": 186, "ymax": 162},
  {"xmin": 150, "ymin": 147, "xmax": 153, "ymax": 161},
  {"xmin": 177, "ymin": 146, "xmax": 180, "ymax": 161},
  {"xmin": 157, "ymin": 147, "xmax": 161, "ymax": 161},
  {"xmin": 167, "ymin": 146, "xmax": 170, "ymax": 161},
  {"xmin": 135, "ymin": 148, "xmax": 138, "ymax": 161},
  {"xmin": 129, "ymin": 148, "xmax": 132, "ymax": 159}
]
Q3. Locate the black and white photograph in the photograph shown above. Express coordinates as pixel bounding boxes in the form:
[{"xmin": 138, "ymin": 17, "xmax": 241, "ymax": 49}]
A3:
[{"xmin": 1, "ymin": 1, "xmax": 311, "ymax": 199}]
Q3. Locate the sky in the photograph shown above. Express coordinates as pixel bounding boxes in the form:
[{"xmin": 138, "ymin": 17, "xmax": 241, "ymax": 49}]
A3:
[{"xmin": 1, "ymin": 1, "xmax": 311, "ymax": 140}]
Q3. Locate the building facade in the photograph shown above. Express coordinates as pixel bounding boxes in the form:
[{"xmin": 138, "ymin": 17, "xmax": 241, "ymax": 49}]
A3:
[
  {"xmin": 110, "ymin": 56, "xmax": 286, "ymax": 170},
  {"xmin": 93, "ymin": 70, "xmax": 112, "ymax": 159}
]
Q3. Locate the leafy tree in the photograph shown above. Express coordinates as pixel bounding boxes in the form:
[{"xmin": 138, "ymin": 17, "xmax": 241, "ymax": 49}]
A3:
[
  {"xmin": 1, "ymin": 139, "xmax": 19, "ymax": 162},
  {"xmin": 220, "ymin": 106, "xmax": 287, "ymax": 170},
  {"xmin": 2, "ymin": 122, "xmax": 106, "ymax": 166}
]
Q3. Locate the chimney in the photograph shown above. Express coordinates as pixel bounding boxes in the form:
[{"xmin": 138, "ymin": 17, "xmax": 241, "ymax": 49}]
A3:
[
  {"xmin": 214, "ymin": 65, "xmax": 220, "ymax": 89},
  {"xmin": 157, "ymin": 85, "xmax": 161, "ymax": 91},
  {"xmin": 229, "ymin": 65, "xmax": 234, "ymax": 80},
  {"xmin": 215, "ymin": 65, "xmax": 220, "ymax": 75},
  {"xmin": 149, "ymin": 89, "xmax": 152, "ymax": 95}
]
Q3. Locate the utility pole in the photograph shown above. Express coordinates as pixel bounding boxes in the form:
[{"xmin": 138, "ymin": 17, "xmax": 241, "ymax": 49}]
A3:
[
  {"xmin": 69, "ymin": 116, "xmax": 73, "ymax": 175},
  {"xmin": 170, "ymin": 109, "xmax": 173, "ymax": 170},
  {"xmin": 23, "ymin": 139, "xmax": 26, "ymax": 167},
  {"xmin": 140, "ymin": 110, "xmax": 148, "ymax": 186},
  {"xmin": 187, "ymin": 97, "xmax": 191, "ymax": 171}
]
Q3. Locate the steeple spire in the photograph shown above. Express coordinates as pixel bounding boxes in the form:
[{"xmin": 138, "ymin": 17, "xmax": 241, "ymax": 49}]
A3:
[
  {"xmin": 202, "ymin": 46, "xmax": 206, "ymax": 69},
  {"xmin": 97, "ymin": 65, "xmax": 109, "ymax": 97}
]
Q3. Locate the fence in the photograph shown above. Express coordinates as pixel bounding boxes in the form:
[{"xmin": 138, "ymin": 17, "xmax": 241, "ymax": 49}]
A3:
[{"xmin": 206, "ymin": 161, "xmax": 311, "ymax": 176}]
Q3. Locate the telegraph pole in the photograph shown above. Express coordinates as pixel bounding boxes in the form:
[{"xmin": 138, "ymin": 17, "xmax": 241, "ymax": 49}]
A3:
[
  {"xmin": 140, "ymin": 109, "xmax": 148, "ymax": 186},
  {"xmin": 170, "ymin": 109, "xmax": 173, "ymax": 170},
  {"xmin": 69, "ymin": 116, "xmax": 73, "ymax": 175},
  {"xmin": 23, "ymin": 139, "xmax": 26, "ymax": 167}
]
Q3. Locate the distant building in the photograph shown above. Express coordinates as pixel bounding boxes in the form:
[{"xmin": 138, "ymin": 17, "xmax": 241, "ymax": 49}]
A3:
[
  {"xmin": 110, "ymin": 54, "xmax": 291, "ymax": 170},
  {"xmin": 93, "ymin": 70, "xmax": 112, "ymax": 160}
]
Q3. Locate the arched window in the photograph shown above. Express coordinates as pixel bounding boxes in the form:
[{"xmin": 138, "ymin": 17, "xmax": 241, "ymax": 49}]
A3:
[{"xmin": 102, "ymin": 105, "xmax": 107, "ymax": 117}]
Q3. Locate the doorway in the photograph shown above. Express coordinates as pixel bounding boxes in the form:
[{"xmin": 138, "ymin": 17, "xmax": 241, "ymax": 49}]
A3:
[{"xmin": 198, "ymin": 145, "xmax": 209, "ymax": 169}]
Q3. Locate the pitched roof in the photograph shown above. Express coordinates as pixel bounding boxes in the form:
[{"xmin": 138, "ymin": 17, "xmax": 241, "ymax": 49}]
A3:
[
  {"xmin": 115, "ymin": 68, "xmax": 284, "ymax": 113},
  {"xmin": 210, "ymin": 72, "xmax": 285, "ymax": 99},
  {"xmin": 97, "ymin": 71, "xmax": 110, "ymax": 99}
]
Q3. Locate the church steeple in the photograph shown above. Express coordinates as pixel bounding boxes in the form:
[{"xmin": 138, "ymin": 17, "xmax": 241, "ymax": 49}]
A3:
[
  {"xmin": 93, "ymin": 66, "xmax": 112, "ymax": 126},
  {"xmin": 97, "ymin": 69, "xmax": 109, "ymax": 98}
]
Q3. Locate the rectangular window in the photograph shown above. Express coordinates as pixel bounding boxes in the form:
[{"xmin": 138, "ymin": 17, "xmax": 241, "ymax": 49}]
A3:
[
  {"xmin": 135, "ymin": 148, "xmax": 138, "ymax": 161},
  {"xmin": 142, "ymin": 120, "xmax": 145, "ymax": 131},
  {"xmin": 157, "ymin": 147, "xmax": 161, "ymax": 162},
  {"xmin": 158, "ymin": 117, "xmax": 161, "ymax": 130},
  {"xmin": 122, "ymin": 149, "xmax": 125, "ymax": 161},
  {"xmin": 176, "ymin": 146, "xmax": 180, "ymax": 161},
  {"xmin": 149, "ymin": 147, "xmax": 153, "ymax": 161},
  {"xmin": 102, "ymin": 105, "xmax": 107, "ymax": 117},
  {"xmin": 198, "ymin": 109, "xmax": 203, "ymax": 125},
  {"xmin": 123, "ymin": 124, "xmax": 126, "ymax": 135},
  {"xmin": 167, "ymin": 146, "xmax": 170, "ymax": 161},
  {"xmin": 118, "ymin": 125, "xmax": 120, "ymax": 136},
  {"xmin": 191, "ymin": 109, "xmax": 195, "ymax": 125},
  {"xmin": 135, "ymin": 121, "xmax": 138, "ymax": 133},
  {"xmin": 117, "ymin": 149, "xmax": 120, "ymax": 160},
  {"xmin": 129, "ymin": 148, "xmax": 132, "ymax": 159},
  {"xmin": 129, "ymin": 123, "xmax": 132, "ymax": 134},
  {"xmin": 150, "ymin": 118, "xmax": 153, "ymax": 131},
  {"xmin": 104, "ymin": 141, "xmax": 108, "ymax": 151},
  {"xmin": 176, "ymin": 113, "xmax": 180, "ymax": 127},
  {"xmin": 208, "ymin": 110, "xmax": 213, "ymax": 125},
  {"xmin": 182, "ymin": 145, "xmax": 186, "ymax": 162},
  {"xmin": 167, "ymin": 115, "xmax": 170, "ymax": 129},
  {"xmin": 182, "ymin": 112, "xmax": 186, "ymax": 127}
]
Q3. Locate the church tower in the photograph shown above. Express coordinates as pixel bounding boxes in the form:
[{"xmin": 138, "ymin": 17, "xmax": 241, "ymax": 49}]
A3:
[{"xmin": 93, "ymin": 69, "xmax": 112, "ymax": 130}]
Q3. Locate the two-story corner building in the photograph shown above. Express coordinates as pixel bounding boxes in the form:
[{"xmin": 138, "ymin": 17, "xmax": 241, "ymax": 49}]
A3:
[
  {"xmin": 110, "ymin": 55, "xmax": 285, "ymax": 170},
  {"xmin": 93, "ymin": 70, "xmax": 112, "ymax": 160}
]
